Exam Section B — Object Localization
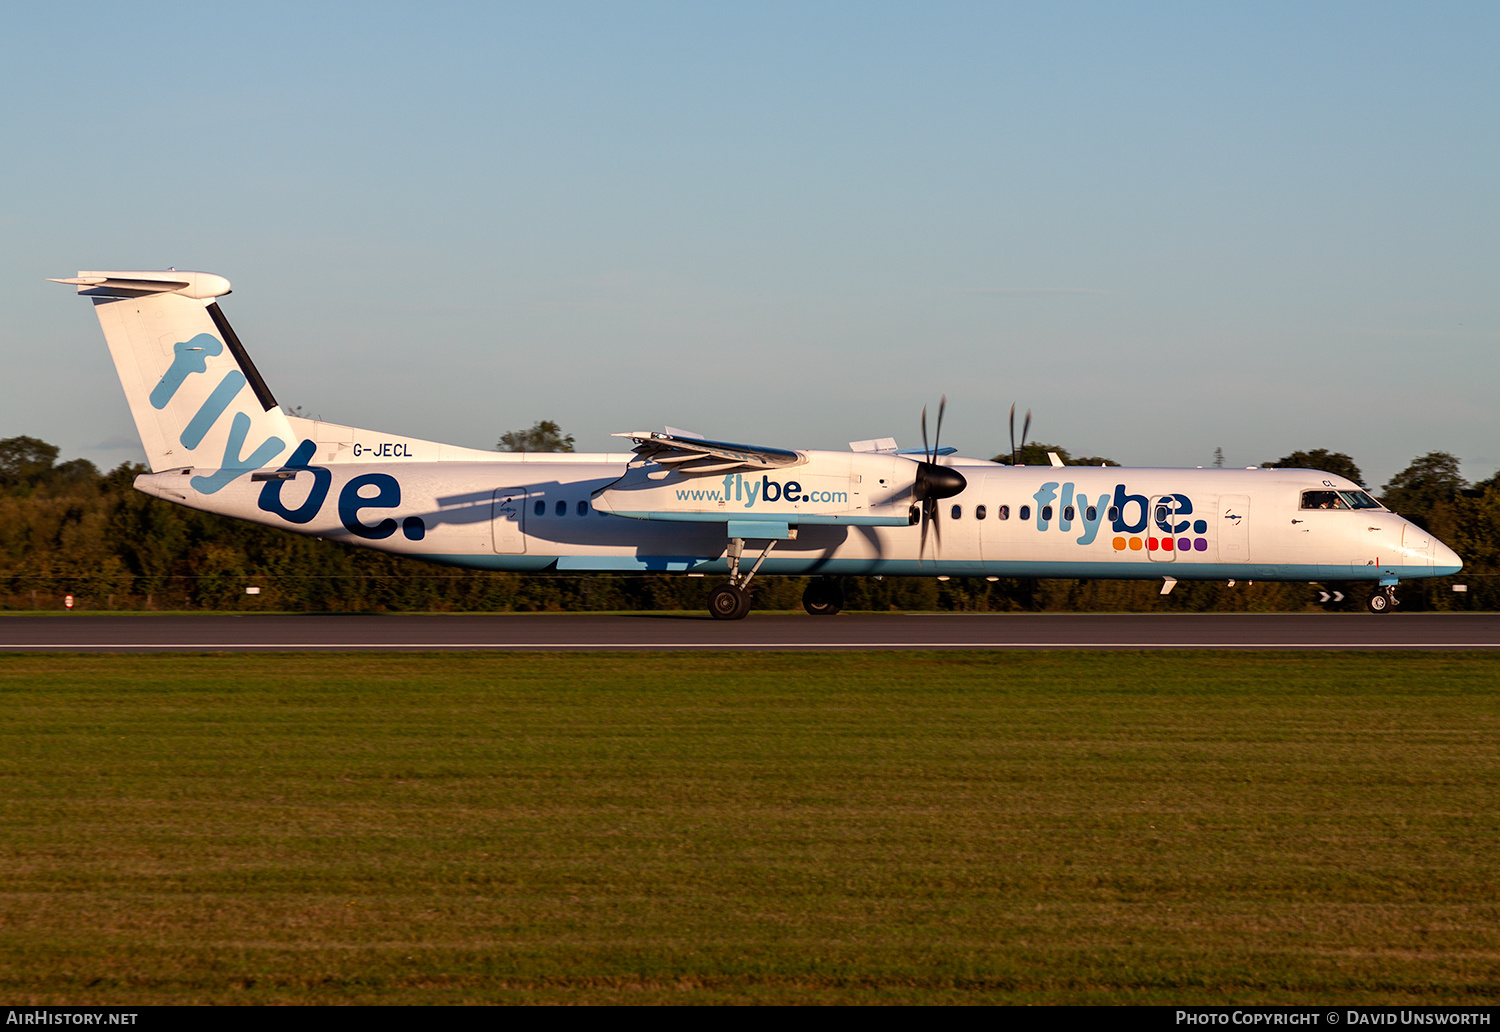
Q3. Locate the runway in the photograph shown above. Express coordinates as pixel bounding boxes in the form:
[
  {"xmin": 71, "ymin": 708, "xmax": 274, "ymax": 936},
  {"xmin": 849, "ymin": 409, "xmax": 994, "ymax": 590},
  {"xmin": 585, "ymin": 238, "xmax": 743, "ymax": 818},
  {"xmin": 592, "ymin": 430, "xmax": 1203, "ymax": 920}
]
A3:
[{"xmin": 1, "ymin": 612, "xmax": 1498, "ymax": 651}]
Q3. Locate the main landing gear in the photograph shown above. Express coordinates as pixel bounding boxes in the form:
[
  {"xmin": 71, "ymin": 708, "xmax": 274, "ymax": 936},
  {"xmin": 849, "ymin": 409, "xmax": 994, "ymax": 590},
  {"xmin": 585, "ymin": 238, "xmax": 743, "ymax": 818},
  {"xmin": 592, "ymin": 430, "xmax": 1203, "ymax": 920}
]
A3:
[
  {"xmin": 1367, "ymin": 585, "xmax": 1399, "ymax": 614},
  {"xmin": 708, "ymin": 536, "xmax": 780, "ymax": 621},
  {"xmin": 802, "ymin": 577, "xmax": 844, "ymax": 616}
]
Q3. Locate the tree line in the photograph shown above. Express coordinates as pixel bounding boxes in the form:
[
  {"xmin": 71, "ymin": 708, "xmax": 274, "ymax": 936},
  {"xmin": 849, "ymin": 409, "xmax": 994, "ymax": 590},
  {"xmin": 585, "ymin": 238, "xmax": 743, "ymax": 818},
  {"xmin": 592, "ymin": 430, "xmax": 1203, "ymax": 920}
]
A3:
[{"xmin": 0, "ymin": 430, "xmax": 1492, "ymax": 613}]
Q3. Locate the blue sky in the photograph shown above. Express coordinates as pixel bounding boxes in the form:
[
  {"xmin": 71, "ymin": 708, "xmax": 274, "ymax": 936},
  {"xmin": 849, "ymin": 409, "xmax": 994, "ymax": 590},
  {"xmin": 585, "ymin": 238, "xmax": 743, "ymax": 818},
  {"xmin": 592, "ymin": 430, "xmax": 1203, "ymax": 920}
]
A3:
[{"xmin": 3, "ymin": 1, "xmax": 1496, "ymax": 488}]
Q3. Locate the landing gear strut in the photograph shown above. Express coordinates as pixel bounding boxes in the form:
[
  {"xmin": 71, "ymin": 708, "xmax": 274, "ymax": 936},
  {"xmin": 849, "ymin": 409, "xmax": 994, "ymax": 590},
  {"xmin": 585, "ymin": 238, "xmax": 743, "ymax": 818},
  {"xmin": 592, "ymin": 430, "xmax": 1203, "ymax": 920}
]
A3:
[
  {"xmin": 708, "ymin": 536, "xmax": 779, "ymax": 620},
  {"xmin": 802, "ymin": 577, "xmax": 844, "ymax": 616},
  {"xmin": 1367, "ymin": 585, "xmax": 1398, "ymax": 614}
]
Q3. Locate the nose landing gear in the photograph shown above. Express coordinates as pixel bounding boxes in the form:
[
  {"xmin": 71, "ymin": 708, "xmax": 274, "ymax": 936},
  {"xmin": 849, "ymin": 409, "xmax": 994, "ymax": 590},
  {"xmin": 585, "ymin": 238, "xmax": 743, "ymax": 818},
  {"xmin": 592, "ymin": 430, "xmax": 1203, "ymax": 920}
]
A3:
[{"xmin": 1367, "ymin": 585, "xmax": 1398, "ymax": 614}]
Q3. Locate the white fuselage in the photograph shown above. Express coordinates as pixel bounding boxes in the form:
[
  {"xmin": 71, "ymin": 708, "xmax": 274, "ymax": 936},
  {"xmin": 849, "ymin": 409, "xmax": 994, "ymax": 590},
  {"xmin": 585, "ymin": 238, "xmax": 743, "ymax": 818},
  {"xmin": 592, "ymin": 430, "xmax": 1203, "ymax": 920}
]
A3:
[{"xmin": 134, "ymin": 443, "xmax": 1461, "ymax": 584}]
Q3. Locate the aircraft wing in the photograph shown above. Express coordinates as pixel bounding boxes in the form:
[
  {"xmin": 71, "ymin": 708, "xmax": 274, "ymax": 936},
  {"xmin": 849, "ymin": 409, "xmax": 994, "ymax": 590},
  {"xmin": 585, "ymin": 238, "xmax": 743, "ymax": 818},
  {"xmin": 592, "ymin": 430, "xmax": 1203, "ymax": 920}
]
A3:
[{"xmin": 613, "ymin": 431, "xmax": 803, "ymax": 477}]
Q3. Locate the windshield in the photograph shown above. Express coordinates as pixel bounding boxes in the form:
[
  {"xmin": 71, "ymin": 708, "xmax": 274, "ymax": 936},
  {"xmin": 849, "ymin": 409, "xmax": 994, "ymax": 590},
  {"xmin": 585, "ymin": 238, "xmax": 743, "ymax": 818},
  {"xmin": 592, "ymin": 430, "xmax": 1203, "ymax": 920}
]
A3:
[
  {"xmin": 1339, "ymin": 490, "xmax": 1383, "ymax": 510},
  {"xmin": 1300, "ymin": 489, "xmax": 1383, "ymax": 510}
]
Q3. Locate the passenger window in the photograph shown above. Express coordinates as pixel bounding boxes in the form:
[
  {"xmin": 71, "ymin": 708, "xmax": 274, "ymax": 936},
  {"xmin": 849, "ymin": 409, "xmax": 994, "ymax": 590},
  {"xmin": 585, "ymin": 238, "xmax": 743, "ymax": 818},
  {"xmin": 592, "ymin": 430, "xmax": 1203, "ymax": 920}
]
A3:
[
  {"xmin": 1086, "ymin": 505, "xmax": 1097, "ymax": 521},
  {"xmin": 577, "ymin": 501, "xmax": 589, "ymax": 516},
  {"xmin": 951, "ymin": 505, "xmax": 962, "ymax": 519},
  {"xmin": 533, "ymin": 499, "xmax": 545, "ymax": 516},
  {"xmin": 1020, "ymin": 505, "xmax": 1031, "ymax": 521},
  {"xmin": 556, "ymin": 500, "xmax": 567, "ymax": 516},
  {"xmin": 1108, "ymin": 506, "xmax": 1119, "ymax": 521},
  {"xmin": 1300, "ymin": 491, "xmax": 1347, "ymax": 510},
  {"xmin": 974, "ymin": 505, "xmax": 987, "ymax": 520},
  {"xmin": 1063, "ymin": 505, "xmax": 1075, "ymax": 521},
  {"xmin": 1041, "ymin": 505, "xmax": 1053, "ymax": 521},
  {"xmin": 998, "ymin": 505, "xmax": 1010, "ymax": 520}
]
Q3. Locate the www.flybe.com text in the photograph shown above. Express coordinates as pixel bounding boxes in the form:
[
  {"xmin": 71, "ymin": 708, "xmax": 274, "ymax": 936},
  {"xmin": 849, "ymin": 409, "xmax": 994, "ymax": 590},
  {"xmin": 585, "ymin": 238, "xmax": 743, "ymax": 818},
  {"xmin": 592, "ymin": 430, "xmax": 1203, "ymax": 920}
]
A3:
[{"xmin": 678, "ymin": 474, "xmax": 848, "ymax": 507}]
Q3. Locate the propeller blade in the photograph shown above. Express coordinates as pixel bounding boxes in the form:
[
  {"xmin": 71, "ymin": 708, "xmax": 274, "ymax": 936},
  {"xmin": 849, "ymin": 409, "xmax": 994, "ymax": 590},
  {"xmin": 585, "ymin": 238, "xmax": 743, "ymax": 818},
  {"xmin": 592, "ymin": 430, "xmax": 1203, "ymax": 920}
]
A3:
[
  {"xmin": 1020, "ymin": 409, "xmax": 1032, "ymax": 464},
  {"xmin": 931, "ymin": 498, "xmax": 943, "ymax": 551},
  {"xmin": 919, "ymin": 502, "xmax": 930, "ymax": 559},
  {"xmin": 1009, "ymin": 403, "xmax": 1017, "ymax": 466},
  {"xmin": 920, "ymin": 405, "xmax": 930, "ymax": 464},
  {"xmin": 933, "ymin": 395, "xmax": 946, "ymax": 461}
]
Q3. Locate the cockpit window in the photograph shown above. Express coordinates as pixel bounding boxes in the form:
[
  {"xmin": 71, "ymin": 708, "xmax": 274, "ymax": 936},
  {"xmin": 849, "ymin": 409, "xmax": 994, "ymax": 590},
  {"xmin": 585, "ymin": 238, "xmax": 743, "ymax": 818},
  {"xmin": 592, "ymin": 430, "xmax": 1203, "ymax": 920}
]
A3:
[
  {"xmin": 1300, "ymin": 490, "xmax": 1348, "ymax": 510},
  {"xmin": 1301, "ymin": 489, "xmax": 1384, "ymax": 510}
]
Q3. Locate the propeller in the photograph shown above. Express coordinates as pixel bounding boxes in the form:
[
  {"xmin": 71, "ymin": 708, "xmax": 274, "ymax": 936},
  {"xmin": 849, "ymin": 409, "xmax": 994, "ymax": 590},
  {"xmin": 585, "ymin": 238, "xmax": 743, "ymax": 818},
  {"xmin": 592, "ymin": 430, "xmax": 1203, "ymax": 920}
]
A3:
[
  {"xmin": 914, "ymin": 396, "xmax": 967, "ymax": 559},
  {"xmin": 1009, "ymin": 404, "xmax": 1032, "ymax": 466}
]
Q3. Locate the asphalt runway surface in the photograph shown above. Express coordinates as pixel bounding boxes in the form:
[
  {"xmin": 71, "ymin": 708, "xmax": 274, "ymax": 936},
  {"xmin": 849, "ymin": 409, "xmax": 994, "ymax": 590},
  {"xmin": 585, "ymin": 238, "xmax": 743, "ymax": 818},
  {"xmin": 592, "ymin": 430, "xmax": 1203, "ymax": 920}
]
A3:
[{"xmin": 2, "ymin": 612, "xmax": 1499, "ymax": 651}]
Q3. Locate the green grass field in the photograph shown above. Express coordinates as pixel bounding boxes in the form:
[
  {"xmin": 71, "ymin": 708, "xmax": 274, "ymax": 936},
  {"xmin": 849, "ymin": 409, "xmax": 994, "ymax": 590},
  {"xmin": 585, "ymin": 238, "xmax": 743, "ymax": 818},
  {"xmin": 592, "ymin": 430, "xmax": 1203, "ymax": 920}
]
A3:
[{"xmin": 1, "ymin": 652, "xmax": 1496, "ymax": 1005}]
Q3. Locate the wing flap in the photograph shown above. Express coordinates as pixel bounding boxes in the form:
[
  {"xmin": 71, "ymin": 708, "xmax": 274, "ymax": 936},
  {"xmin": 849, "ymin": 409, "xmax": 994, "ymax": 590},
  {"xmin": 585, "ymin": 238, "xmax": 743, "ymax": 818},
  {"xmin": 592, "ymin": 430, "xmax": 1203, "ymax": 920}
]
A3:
[{"xmin": 613, "ymin": 430, "xmax": 803, "ymax": 474}]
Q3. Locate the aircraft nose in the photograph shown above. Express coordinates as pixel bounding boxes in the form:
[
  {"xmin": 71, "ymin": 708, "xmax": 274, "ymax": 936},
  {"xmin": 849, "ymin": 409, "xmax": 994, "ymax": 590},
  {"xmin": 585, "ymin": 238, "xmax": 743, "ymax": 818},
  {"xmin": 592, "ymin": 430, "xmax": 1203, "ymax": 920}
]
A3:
[{"xmin": 1433, "ymin": 538, "xmax": 1464, "ymax": 576}]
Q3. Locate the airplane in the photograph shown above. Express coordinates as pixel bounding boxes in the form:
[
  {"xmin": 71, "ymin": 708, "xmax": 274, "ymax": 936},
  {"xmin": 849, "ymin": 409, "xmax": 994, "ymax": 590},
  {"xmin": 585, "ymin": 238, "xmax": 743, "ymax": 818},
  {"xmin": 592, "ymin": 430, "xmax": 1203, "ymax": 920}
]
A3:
[{"xmin": 53, "ymin": 269, "xmax": 1462, "ymax": 618}]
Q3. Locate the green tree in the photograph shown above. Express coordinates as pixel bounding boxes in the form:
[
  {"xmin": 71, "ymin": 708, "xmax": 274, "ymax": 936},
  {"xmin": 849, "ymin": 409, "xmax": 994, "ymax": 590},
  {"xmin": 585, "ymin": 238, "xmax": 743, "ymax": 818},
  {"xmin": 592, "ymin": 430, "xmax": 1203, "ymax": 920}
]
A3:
[
  {"xmin": 990, "ymin": 442, "xmax": 1118, "ymax": 466},
  {"xmin": 498, "ymin": 420, "xmax": 575, "ymax": 453},
  {"xmin": 1261, "ymin": 449, "xmax": 1364, "ymax": 487},
  {"xmin": 0, "ymin": 436, "xmax": 60, "ymax": 488},
  {"xmin": 1381, "ymin": 452, "xmax": 1467, "ymax": 524}
]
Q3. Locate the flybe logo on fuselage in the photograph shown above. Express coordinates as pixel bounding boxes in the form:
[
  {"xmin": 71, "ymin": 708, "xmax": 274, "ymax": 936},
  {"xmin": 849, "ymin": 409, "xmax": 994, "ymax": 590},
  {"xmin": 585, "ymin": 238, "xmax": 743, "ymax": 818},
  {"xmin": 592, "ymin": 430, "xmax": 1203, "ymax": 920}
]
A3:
[
  {"xmin": 256, "ymin": 440, "xmax": 428, "ymax": 542},
  {"xmin": 1034, "ymin": 482, "xmax": 1211, "ymax": 553}
]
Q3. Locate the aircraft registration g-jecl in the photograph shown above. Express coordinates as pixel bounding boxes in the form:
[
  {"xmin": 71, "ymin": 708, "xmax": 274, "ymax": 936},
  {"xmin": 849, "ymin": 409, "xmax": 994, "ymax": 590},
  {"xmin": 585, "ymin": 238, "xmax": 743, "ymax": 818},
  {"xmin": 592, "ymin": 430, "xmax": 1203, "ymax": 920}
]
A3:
[{"xmin": 54, "ymin": 269, "xmax": 1462, "ymax": 618}]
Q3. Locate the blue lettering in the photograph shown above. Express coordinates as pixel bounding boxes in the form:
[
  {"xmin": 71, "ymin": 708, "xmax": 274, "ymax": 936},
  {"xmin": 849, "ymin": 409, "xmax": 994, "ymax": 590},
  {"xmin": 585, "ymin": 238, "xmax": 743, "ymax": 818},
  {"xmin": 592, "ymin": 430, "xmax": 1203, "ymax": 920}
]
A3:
[
  {"xmin": 762, "ymin": 476, "xmax": 781, "ymax": 503},
  {"xmin": 1167, "ymin": 493, "xmax": 1193, "ymax": 534},
  {"xmin": 180, "ymin": 371, "xmax": 246, "ymax": 450},
  {"xmin": 1074, "ymin": 491, "xmax": 1108, "ymax": 545},
  {"xmin": 150, "ymin": 334, "xmax": 223, "ymax": 410},
  {"xmin": 743, "ymin": 478, "xmax": 760, "ymax": 507},
  {"xmin": 1033, "ymin": 482, "xmax": 1059, "ymax": 530},
  {"xmin": 189, "ymin": 411, "xmax": 288, "ymax": 494},
  {"xmin": 338, "ymin": 473, "xmax": 402, "ymax": 539},
  {"xmin": 784, "ymin": 480, "xmax": 801, "ymax": 502},
  {"xmin": 257, "ymin": 439, "xmax": 332, "ymax": 524},
  {"xmin": 1112, "ymin": 484, "xmax": 1149, "ymax": 533}
]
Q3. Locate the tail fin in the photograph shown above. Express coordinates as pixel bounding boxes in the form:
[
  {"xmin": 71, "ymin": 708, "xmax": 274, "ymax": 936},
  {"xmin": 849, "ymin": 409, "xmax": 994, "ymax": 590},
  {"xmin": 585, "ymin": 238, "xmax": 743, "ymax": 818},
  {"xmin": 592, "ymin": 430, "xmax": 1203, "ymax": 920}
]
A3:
[{"xmin": 53, "ymin": 271, "xmax": 295, "ymax": 492}]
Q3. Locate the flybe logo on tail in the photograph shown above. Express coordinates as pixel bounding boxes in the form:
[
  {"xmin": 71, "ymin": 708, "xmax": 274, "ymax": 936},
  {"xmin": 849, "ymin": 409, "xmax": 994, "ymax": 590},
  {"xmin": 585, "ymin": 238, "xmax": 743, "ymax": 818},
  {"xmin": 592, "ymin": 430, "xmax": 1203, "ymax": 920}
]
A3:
[
  {"xmin": 152, "ymin": 333, "xmax": 286, "ymax": 493},
  {"xmin": 1033, "ymin": 482, "xmax": 1212, "ymax": 553}
]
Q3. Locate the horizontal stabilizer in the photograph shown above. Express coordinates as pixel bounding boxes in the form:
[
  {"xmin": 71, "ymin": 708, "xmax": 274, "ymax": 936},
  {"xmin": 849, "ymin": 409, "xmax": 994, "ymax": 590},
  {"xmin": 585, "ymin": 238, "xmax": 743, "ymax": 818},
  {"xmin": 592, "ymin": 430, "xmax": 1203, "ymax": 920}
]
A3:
[{"xmin": 48, "ymin": 270, "xmax": 232, "ymax": 300}]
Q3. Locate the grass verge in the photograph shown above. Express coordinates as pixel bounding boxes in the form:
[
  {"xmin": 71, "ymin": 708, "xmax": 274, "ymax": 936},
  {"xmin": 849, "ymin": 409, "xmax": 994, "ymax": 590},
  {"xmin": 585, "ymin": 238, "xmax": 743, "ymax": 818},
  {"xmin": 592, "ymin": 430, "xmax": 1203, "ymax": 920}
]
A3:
[{"xmin": 1, "ymin": 651, "xmax": 1497, "ymax": 1004}]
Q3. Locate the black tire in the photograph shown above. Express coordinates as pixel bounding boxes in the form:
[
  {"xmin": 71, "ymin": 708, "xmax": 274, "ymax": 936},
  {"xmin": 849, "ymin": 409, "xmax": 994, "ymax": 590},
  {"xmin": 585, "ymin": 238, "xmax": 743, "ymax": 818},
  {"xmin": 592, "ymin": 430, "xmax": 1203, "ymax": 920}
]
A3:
[
  {"xmin": 802, "ymin": 578, "xmax": 843, "ymax": 616},
  {"xmin": 1368, "ymin": 590, "xmax": 1391, "ymax": 614},
  {"xmin": 709, "ymin": 584, "xmax": 750, "ymax": 620}
]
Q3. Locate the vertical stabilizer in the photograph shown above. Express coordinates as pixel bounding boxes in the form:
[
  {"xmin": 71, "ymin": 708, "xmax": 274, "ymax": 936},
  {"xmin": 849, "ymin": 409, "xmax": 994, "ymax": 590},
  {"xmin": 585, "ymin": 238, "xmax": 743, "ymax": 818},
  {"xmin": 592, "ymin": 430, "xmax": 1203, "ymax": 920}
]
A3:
[{"xmin": 56, "ymin": 271, "xmax": 294, "ymax": 490}]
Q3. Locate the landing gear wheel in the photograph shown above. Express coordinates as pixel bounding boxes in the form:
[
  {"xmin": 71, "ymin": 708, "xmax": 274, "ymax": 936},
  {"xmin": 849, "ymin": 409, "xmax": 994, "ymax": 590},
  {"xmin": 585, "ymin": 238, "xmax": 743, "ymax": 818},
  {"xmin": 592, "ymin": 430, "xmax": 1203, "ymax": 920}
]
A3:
[
  {"xmin": 1368, "ymin": 588, "xmax": 1394, "ymax": 614},
  {"xmin": 802, "ymin": 578, "xmax": 844, "ymax": 616},
  {"xmin": 709, "ymin": 584, "xmax": 751, "ymax": 621}
]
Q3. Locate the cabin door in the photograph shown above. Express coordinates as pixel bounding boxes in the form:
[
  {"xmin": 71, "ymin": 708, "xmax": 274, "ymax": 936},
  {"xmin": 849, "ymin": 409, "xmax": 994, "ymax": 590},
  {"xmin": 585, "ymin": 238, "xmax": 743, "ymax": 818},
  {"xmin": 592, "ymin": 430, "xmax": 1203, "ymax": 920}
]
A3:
[
  {"xmin": 492, "ymin": 489, "xmax": 528, "ymax": 554},
  {"xmin": 1217, "ymin": 495, "xmax": 1250, "ymax": 563}
]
